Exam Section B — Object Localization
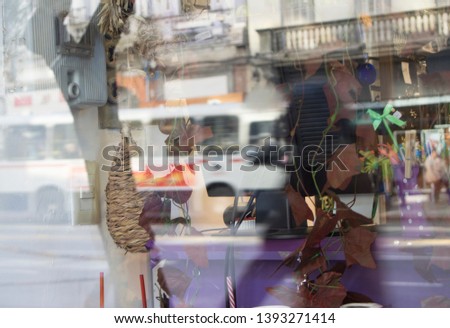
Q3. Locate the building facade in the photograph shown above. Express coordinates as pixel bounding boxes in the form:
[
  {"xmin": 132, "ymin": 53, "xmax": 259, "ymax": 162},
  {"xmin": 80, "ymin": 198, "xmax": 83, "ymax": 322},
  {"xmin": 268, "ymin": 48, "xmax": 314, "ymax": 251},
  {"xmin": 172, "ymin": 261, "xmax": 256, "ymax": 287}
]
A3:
[{"xmin": 116, "ymin": 0, "xmax": 251, "ymax": 107}]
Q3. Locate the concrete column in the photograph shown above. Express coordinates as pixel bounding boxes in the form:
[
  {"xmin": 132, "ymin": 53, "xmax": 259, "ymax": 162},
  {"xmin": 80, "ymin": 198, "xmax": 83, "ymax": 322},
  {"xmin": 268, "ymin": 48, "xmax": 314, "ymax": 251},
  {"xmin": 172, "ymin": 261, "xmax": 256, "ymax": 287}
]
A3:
[{"xmin": 73, "ymin": 106, "xmax": 151, "ymax": 307}]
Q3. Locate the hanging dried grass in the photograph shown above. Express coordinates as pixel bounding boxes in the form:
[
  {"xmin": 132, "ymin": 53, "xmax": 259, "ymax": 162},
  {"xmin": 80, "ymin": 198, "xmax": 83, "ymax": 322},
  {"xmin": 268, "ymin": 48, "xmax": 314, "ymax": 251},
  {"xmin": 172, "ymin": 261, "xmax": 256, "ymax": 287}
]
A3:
[
  {"xmin": 131, "ymin": 15, "xmax": 187, "ymax": 65},
  {"xmin": 133, "ymin": 17, "xmax": 165, "ymax": 59},
  {"xmin": 98, "ymin": 0, "xmax": 133, "ymax": 36},
  {"xmin": 105, "ymin": 133, "xmax": 150, "ymax": 253}
]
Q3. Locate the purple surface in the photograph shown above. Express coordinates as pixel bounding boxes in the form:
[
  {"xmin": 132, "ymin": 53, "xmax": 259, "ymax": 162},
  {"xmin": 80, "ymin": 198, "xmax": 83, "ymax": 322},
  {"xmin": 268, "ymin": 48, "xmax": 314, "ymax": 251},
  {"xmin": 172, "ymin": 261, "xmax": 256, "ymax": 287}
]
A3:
[{"xmin": 156, "ymin": 235, "xmax": 450, "ymax": 308}]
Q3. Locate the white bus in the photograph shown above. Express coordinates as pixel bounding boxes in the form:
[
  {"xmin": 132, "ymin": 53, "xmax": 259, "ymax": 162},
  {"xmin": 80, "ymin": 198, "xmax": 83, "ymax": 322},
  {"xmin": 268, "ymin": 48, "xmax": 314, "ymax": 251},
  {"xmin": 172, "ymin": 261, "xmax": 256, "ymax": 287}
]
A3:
[
  {"xmin": 0, "ymin": 112, "xmax": 91, "ymax": 224},
  {"xmin": 0, "ymin": 101, "xmax": 290, "ymax": 226},
  {"xmin": 118, "ymin": 102, "xmax": 291, "ymax": 197}
]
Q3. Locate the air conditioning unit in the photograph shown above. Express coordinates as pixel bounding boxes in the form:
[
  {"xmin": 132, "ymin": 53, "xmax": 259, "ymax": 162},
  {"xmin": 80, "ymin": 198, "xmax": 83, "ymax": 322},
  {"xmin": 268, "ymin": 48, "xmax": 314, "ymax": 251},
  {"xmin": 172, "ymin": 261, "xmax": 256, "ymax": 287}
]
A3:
[
  {"xmin": 181, "ymin": 0, "xmax": 211, "ymax": 13},
  {"xmin": 25, "ymin": 0, "xmax": 107, "ymax": 109}
]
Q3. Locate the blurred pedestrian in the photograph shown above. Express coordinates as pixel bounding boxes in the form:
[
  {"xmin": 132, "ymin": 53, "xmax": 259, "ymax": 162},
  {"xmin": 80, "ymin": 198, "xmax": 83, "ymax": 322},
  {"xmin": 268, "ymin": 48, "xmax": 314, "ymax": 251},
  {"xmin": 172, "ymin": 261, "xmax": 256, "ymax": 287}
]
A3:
[{"xmin": 424, "ymin": 149, "xmax": 449, "ymax": 202}]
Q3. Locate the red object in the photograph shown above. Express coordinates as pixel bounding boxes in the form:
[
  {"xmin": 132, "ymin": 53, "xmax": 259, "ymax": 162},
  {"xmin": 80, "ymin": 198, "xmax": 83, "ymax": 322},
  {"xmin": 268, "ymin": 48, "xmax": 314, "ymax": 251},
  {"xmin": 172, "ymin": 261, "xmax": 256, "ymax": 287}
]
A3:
[
  {"xmin": 140, "ymin": 274, "xmax": 147, "ymax": 308},
  {"xmin": 14, "ymin": 95, "xmax": 32, "ymax": 107},
  {"xmin": 100, "ymin": 272, "xmax": 104, "ymax": 308},
  {"xmin": 226, "ymin": 276, "xmax": 236, "ymax": 308}
]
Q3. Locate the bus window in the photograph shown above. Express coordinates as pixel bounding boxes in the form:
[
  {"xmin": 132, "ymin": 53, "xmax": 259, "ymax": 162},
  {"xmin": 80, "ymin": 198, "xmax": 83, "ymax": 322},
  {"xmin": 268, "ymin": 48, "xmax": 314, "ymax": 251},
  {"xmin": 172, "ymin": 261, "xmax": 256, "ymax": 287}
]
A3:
[
  {"xmin": 0, "ymin": 128, "xmax": 5, "ymax": 159},
  {"xmin": 53, "ymin": 124, "xmax": 82, "ymax": 159},
  {"xmin": 193, "ymin": 116, "xmax": 238, "ymax": 148},
  {"xmin": 249, "ymin": 121, "xmax": 275, "ymax": 145},
  {"xmin": 4, "ymin": 125, "xmax": 47, "ymax": 160}
]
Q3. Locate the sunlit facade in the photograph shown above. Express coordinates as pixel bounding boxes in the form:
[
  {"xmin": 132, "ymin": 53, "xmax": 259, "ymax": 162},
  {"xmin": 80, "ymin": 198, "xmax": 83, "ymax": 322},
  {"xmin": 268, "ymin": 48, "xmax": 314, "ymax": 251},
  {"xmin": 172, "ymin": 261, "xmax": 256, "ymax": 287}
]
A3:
[{"xmin": 1, "ymin": 0, "xmax": 450, "ymax": 309}]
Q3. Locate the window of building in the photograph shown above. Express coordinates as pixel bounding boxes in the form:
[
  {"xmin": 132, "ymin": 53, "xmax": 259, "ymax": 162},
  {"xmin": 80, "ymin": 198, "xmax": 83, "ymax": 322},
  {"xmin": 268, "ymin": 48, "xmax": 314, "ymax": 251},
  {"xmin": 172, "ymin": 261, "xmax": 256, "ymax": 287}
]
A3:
[
  {"xmin": 363, "ymin": 0, "xmax": 392, "ymax": 15},
  {"xmin": 282, "ymin": 0, "xmax": 314, "ymax": 26}
]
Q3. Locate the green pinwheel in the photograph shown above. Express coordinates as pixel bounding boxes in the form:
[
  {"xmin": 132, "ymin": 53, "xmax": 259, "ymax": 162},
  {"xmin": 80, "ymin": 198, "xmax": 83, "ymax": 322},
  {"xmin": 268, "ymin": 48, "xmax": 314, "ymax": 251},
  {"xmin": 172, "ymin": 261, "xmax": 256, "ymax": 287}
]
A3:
[{"xmin": 367, "ymin": 104, "xmax": 406, "ymax": 151}]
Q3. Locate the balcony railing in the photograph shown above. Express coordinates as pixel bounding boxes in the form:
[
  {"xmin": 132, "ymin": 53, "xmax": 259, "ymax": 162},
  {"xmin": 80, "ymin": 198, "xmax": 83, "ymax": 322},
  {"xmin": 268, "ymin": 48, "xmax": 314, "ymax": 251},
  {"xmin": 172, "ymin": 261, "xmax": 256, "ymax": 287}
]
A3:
[{"xmin": 257, "ymin": 8, "xmax": 450, "ymax": 56}]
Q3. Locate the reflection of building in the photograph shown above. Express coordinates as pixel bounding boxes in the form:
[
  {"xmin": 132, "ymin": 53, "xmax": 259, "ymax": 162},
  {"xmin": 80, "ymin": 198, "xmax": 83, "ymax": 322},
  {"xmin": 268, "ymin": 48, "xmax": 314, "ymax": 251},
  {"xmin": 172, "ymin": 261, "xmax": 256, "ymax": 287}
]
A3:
[
  {"xmin": 116, "ymin": 0, "xmax": 251, "ymax": 108},
  {"xmin": 247, "ymin": 0, "xmax": 450, "ymax": 130}
]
